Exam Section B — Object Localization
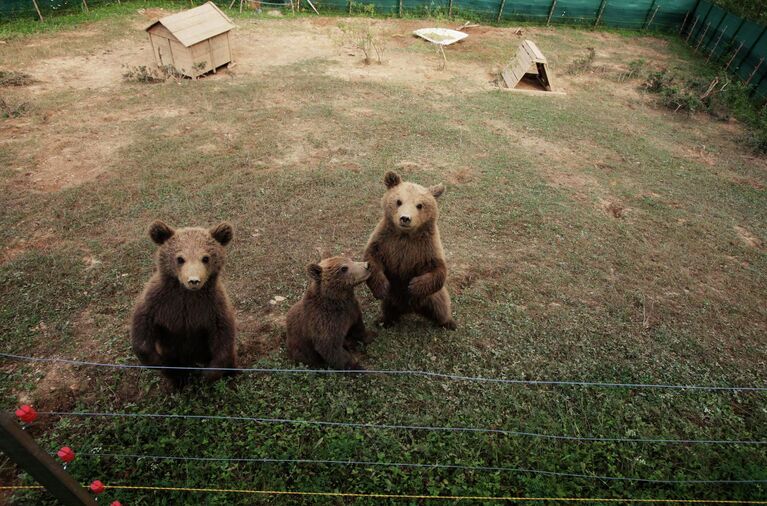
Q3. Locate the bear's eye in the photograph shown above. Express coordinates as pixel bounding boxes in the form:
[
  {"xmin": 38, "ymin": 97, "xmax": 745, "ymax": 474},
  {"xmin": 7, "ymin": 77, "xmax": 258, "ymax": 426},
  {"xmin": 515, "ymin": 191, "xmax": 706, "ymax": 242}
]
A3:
[
  {"xmin": 396, "ymin": 199, "xmax": 402, "ymax": 207},
  {"xmin": 202, "ymin": 256, "xmax": 210, "ymax": 264},
  {"xmin": 341, "ymin": 266, "xmax": 349, "ymax": 273},
  {"xmin": 176, "ymin": 257, "xmax": 185, "ymax": 265},
  {"xmin": 416, "ymin": 204, "xmax": 423, "ymax": 210}
]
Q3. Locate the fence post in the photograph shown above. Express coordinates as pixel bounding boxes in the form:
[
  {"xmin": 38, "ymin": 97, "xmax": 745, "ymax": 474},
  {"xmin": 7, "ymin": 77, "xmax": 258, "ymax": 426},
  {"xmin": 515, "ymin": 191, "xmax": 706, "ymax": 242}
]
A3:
[
  {"xmin": 642, "ymin": 0, "xmax": 657, "ymax": 30},
  {"xmin": 707, "ymin": 25, "xmax": 726, "ymax": 63},
  {"xmin": 448, "ymin": 0, "xmax": 452, "ymax": 17},
  {"xmin": 746, "ymin": 57, "xmax": 765, "ymax": 85},
  {"xmin": 594, "ymin": 0, "xmax": 607, "ymax": 28},
  {"xmin": 0, "ymin": 413, "xmax": 97, "ymax": 506},
  {"xmin": 694, "ymin": 22, "xmax": 710, "ymax": 51},
  {"xmin": 546, "ymin": 0, "xmax": 557, "ymax": 26},
  {"xmin": 739, "ymin": 26, "xmax": 767, "ymax": 70},
  {"xmin": 496, "ymin": 0, "xmax": 506, "ymax": 23},
  {"xmin": 685, "ymin": 16, "xmax": 699, "ymax": 42},
  {"xmin": 398, "ymin": 0, "xmax": 402, "ymax": 17},
  {"xmin": 31, "ymin": 0, "xmax": 44, "ymax": 21}
]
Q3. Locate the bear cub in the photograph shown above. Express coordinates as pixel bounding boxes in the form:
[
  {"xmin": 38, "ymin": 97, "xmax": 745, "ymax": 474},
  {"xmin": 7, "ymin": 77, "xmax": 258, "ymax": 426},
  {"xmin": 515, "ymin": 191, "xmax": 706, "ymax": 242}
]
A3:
[
  {"xmin": 131, "ymin": 220, "xmax": 237, "ymax": 388},
  {"xmin": 364, "ymin": 171, "xmax": 456, "ymax": 329},
  {"xmin": 286, "ymin": 256, "xmax": 375, "ymax": 370}
]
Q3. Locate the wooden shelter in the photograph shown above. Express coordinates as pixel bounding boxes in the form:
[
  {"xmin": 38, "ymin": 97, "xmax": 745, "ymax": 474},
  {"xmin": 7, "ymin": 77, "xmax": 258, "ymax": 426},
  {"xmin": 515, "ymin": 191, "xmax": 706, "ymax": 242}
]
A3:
[
  {"xmin": 501, "ymin": 40, "xmax": 554, "ymax": 92},
  {"xmin": 145, "ymin": 2, "xmax": 235, "ymax": 78}
]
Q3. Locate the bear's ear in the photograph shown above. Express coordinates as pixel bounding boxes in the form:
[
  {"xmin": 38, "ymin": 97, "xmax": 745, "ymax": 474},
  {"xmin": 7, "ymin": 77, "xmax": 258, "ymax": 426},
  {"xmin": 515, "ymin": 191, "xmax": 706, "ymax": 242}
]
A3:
[
  {"xmin": 210, "ymin": 222, "xmax": 234, "ymax": 246},
  {"xmin": 307, "ymin": 263, "xmax": 322, "ymax": 282},
  {"xmin": 384, "ymin": 171, "xmax": 402, "ymax": 189},
  {"xmin": 149, "ymin": 220, "xmax": 174, "ymax": 245},
  {"xmin": 429, "ymin": 183, "xmax": 445, "ymax": 198}
]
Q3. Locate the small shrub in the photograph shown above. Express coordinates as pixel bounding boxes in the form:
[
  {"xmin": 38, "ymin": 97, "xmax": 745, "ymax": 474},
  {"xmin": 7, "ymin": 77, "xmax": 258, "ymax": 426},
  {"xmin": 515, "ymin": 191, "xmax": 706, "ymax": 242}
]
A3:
[
  {"xmin": 615, "ymin": 58, "xmax": 646, "ymax": 82},
  {"xmin": 336, "ymin": 21, "xmax": 386, "ymax": 65},
  {"xmin": 0, "ymin": 70, "xmax": 35, "ymax": 87},
  {"xmin": 122, "ymin": 64, "xmax": 183, "ymax": 83},
  {"xmin": 0, "ymin": 97, "xmax": 31, "ymax": 118},
  {"xmin": 565, "ymin": 47, "xmax": 596, "ymax": 75}
]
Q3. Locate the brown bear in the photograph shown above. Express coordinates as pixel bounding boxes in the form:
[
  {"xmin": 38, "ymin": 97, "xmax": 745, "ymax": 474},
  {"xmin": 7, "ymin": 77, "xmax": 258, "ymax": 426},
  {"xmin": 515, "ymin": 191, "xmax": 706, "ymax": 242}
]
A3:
[
  {"xmin": 131, "ymin": 220, "xmax": 237, "ymax": 388},
  {"xmin": 364, "ymin": 171, "xmax": 456, "ymax": 330},
  {"xmin": 286, "ymin": 256, "xmax": 374, "ymax": 370}
]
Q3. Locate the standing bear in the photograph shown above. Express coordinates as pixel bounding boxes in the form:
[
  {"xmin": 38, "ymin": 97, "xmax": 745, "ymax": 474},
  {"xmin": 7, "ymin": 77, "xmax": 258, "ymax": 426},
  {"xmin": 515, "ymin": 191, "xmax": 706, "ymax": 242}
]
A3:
[
  {"xmin": 286, "ymin": 256, "xmax": 374, "ymax": 370},
  {"xmin": 131, "ymin": 220, "xmax": 238, "ymax": 388},
  {"xmin": 364, "ymin": 171, "xmax": 456, "ymax": 330}
]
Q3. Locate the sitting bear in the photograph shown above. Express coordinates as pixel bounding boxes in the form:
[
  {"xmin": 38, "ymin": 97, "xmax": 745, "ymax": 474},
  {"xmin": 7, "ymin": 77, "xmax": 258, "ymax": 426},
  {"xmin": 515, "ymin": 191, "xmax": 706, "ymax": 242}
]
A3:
[
  {"xmin": 364, "ymin": 171, "xmax": 456, "ymax": 330},
  {"xmin": 131, "ymin": 220, "xmax": 237, "ymax": 388},
  {"xmin": 286, "ymin": 256, "xmax": 374, "ymax": 370}
]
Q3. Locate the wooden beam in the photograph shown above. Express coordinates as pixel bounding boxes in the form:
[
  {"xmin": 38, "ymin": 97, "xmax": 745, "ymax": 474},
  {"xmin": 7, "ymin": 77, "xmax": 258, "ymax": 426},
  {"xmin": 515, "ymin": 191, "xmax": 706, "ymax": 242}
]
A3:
[
  {"xmin": 594, "ymin": 0, "xmax": 607, "ymax": 28},
  {"xmin": 0, "ymin": 413, "xmax": 97, "ymax": 505},
  {"xmin": 81, "ymin": 0, "xmax": 89, "ymax": 13},
  {"xmin": 305, "ymin": 0, "xmax": 320, "ymax": 15},
  {"xmin": 31, "ymin": 0, "xmax": 44, "ymax": 22},
  {"xmin": 398, "ymin": 0, "xmax": 403, "ymax": 17},
  {"xmin": 496, "ymin": 0, "xmax": 505, "ymax": 23},
  {"xmin": 678, "ymin": 11, "xmax": 689, "ymax": 35},
  {"xmin": 448, "ymin": 0, "xmax": 453, "ymax": 18},
  {"xmin": 546, "ymin": 0, "xmax": 556, "ymax": 25},
  {"xmin": 644, "ymin": 4, "xmax": 659, "ymax": 30}
]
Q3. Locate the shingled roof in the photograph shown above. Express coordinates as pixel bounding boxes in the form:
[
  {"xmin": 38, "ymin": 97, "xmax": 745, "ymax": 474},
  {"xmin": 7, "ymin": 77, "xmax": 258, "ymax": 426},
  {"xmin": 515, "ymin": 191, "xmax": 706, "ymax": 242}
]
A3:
[{"xmin": 145, "ymin": 2, "xmax": 235, "ymax": 48}]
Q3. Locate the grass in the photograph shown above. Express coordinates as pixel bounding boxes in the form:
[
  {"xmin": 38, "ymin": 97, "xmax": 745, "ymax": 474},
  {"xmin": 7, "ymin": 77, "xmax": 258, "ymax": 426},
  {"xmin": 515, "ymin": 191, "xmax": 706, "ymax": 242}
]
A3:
[{"xmin": 0, "ymin": 5, "xmax": 766, "ymax": 506}]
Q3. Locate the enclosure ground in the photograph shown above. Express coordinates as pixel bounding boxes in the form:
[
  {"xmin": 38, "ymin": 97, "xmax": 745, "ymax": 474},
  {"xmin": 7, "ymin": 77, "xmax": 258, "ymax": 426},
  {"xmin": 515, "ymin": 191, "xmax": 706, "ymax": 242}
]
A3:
[{"xmin": 0, "ymin": 7, "xmax": 766, "ymax": 504}]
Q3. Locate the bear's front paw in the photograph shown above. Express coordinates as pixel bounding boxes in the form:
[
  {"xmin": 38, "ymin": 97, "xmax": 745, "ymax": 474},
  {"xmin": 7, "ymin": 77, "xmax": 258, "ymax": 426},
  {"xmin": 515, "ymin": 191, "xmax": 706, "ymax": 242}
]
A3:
[
  {"xmin": 408, "ymin": 276, "xmax": 431, "ymax": 297},
  {"xmin": 370, "ymin": 277, "xmax": 390, "ymax": 300},
  {"xmin": 362, "ymin": 330, "xmax": 378, "ymax": 344}
]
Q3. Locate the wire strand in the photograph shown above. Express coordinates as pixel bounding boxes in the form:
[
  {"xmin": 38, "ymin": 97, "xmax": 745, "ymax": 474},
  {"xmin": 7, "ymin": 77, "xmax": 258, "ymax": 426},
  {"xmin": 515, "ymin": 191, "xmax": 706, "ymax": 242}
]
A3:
[
  {"xmin": 3, "ymin": 352, "xmax": 766, "ymax": 391},
  {"xmin": 2, "ymin": 485, "xmax": 766, "ymax": 502},
  {"xmin": 73, "ymin": 452, "xmax": 767, "ymax": 484},
  {"xmin": 42, "ymin": 410, "xmax": 767, "ymax": 446}
]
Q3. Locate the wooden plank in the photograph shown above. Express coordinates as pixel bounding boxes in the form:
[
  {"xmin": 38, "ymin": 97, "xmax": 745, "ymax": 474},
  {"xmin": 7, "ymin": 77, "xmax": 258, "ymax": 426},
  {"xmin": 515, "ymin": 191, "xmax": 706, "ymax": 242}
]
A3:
[
  {"xmin": 523, "ymin": 40, "xmax": 546, "ymax": 62},
  {"xmin": 496, "ymin": 0, "xmax": 505, "ymax": 23},
  {"xmin": 148, "ymin": 23, "xmax": 176, "ymax": 40},
  {"xmin": 0, "ymin": 413, "xmax": 97, "ymax": 505}
]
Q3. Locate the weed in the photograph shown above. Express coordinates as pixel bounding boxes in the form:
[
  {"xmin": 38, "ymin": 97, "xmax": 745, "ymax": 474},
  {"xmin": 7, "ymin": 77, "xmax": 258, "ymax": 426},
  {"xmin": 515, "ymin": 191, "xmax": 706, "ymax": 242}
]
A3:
[
  {"xmin": 337, "ymin": 20, "xmax": 386, "ymax": 65},
  {"xmin": 565, "ymin": 47, "xmax": 596, "ymax": 75},
  {"xmin": 614, "ymin": 58, "xmax": 646, "ymax": 82},
  {"xmin": 0, "ymin": 97, "xmax": 30, "ymax": 118},
  {"xmin": 122, "ymin": 64, "xmax": 183, "ymax": 83},
  {"xmin": 0, "ymin": 70, "xmax": 36, "ymax": 87}
]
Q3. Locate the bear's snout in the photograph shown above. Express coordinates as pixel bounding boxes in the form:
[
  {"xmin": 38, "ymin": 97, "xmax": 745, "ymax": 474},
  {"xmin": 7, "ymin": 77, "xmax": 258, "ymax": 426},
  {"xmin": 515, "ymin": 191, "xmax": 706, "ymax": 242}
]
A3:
[
  {"xmin": 188, "ymin": 277, "xmax": 201, "ymax": 286},
  {"xmin": 399, "ymin": 215, "xmax": 411, "ymax": 226}
]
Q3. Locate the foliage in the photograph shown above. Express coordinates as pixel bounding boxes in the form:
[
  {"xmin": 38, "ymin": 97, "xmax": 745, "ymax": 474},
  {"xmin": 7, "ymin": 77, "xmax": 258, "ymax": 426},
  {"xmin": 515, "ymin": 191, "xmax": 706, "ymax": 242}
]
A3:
[
  {"xmin": 0, "ymin": 97, "xmax": 30, "ymax": 118},
  {"xmin": 122, "ymin": 64, "xmax": 183, "ymax": 83},
  {"xmin": 336, "ymin": 20, "xmax": 386, "ymax": 65},
  {"xmin": 643, "ymin": 67, "xmax": 767, "ymax": 153},
  {"xmin": 0, "ymin": 70, "xmax": 35, "ymax": 87},
  {"xmin": 714, "ymin": 0, "xmax": 767, "ymax": 25},
  {"xmin": 565, "ymin": 47, "xmax": 597, "ymax": 75}
]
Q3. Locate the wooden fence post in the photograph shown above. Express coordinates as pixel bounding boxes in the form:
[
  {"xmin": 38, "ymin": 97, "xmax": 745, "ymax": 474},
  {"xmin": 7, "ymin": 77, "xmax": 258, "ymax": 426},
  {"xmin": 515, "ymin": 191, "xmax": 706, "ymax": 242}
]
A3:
[
  {"xmin": 746, "ymin": 57, "xmax": 765, "ymax": 85},
  {"xmin": 546, "ymin": 0, "xmax": 557, "ymax": 26},
  {"xmin": 31, "ymin": 0, "xmax": 44, "ymax": 21},
  {"xmin": 398, "ymin": 0, "xmax": 403, "ymax": 17},
  {"xmin": 678, "ymin": 11, "xmax": 689, "ymax": 35},
  {"xmin": 725, "ymin": 41, "xmax": 743, "ymax": 69},
  {"xmin": 0, "ymin": 413, "xmax": 97, "ymax": 506},
  {"xmin": 642, "ymin": 0, "xmax": 657, "ymax": 30},
  {"xmin": 685, "ymin": 16, "xmax": 699, "ymax": 42},
  {"xmin": 694, "ymin": 22, "xmax": 710, "ymax": 51},
  {"xmin": 448, "ymin": 0, "xmax": 453, "ymax": 17},
  {"xmin": 81, "ymin": 0, "xmax": 89, "ymax": 13},
  {"xmin": 594, "ymin": 0, "xmax": 607, "ymax": 28},
  {"xmin": 496, "ymin": 0, "xmax": 505, "ymax": 23},
  {"xmin": 707, "ymin": 25, "xmax": 726, "ymax": 63}
]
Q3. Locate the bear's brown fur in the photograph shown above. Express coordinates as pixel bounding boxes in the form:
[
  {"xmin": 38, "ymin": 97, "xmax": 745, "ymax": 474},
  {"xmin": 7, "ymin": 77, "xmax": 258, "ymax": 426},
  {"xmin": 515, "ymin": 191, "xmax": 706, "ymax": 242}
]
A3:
[
  {"xmin": 131, "ymin": 220, "xmax": 237, "ymax": 388},
  {"xmin": 364, "ymin": 171, "xmax": 456, "ymax": 329},
  {"xmin": 286, "ymin": 256, "xmax": 374, "ymax": 370}
]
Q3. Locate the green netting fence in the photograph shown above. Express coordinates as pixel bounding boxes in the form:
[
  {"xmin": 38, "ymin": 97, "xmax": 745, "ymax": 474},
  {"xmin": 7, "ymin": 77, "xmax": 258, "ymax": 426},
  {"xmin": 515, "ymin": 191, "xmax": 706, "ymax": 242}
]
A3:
[
  {"xmin": 682, "ymin": 0, "xmax": 767, "ymax": 97},
  {"xmin": 2, "ymin": 0, "xmax": 696, "ymax": 29},
  {"xmin": 2, "ymin": 0, "xmax": 766, "ymax": 96}
]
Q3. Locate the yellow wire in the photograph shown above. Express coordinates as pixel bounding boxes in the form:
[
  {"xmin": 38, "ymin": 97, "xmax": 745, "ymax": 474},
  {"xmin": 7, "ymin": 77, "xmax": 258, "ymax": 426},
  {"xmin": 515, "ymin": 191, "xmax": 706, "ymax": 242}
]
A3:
[{"xmin": 1, "ymin": 484, "xmax": 766, "ymax": 504}]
